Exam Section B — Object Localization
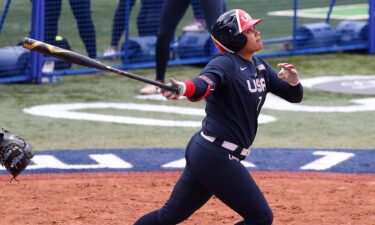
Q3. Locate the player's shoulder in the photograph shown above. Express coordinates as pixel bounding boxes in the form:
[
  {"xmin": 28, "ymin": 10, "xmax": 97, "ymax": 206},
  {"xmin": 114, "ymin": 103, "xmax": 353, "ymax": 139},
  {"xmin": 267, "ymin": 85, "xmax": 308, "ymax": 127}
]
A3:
[
  {"xmin": 210, "ymin": 52, "xmax": 234, "ymax": 61},
  {"xmin": 253, "ymin": 56, "xmax": 273, "ymax": 70},
  {"xmin": 207, "ymin": 52, "xmax": 235, "ymax": 68},
  {"xmin": 253, "ymin": 56, "xmax": 268, "ymax": 65}
]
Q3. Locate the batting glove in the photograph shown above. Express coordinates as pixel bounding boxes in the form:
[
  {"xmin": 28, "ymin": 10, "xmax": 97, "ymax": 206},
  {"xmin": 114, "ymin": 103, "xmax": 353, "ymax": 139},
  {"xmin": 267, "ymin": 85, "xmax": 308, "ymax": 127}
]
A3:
[
  {"xmin": 161, "ymin": 78, "xmax": 186, "ymax": 100},
  {"xmin": 277, "ymin": 63, "xmax": 300, "ymax": 86}
]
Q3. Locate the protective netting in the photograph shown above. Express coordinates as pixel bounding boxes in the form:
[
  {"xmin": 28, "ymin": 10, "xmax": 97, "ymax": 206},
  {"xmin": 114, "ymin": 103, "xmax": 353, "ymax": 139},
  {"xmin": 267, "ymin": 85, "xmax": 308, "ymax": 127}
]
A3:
[{"xmin": 0, "ymin": 0, "xmax": 371, "ymax": 83}]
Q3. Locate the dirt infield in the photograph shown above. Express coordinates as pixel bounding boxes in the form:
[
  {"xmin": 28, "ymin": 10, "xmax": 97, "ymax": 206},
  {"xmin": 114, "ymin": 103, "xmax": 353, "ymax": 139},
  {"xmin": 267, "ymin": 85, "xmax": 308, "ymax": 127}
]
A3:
[{"xmin": 0, "ymin": 171, "xmax": 374, "ymax": 225}]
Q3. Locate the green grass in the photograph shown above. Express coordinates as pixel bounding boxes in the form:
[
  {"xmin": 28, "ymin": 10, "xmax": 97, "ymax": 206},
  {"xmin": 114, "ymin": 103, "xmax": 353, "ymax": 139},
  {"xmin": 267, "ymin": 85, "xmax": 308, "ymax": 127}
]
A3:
[
  {"xmin": 1, "ymin": 0, "xmax": 374, "ymax": 151},
  {"xmin": 1, "ymin": 53, "xmax": 375, "ymax": 150},
  {"xmin": 267, "ymin": 53, "xmax": 375, "ymax": 76}
]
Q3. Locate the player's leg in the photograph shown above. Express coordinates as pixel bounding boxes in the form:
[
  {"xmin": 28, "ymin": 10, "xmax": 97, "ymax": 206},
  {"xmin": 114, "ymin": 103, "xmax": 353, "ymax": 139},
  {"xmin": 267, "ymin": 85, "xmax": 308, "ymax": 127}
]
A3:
[
  {"xmin": 104, "ymin": 0, "xmax": 137, "ymax": 56},
  {"xmin": 210, "ymin": 163, "xmax": 273, "ymax": 225},
  {"xmin": 133, "ymin": 165, "xmax": 212, "ymax": 225},
  {"xmin": 199, "ymin": 0, "xmax": 224, "ymax": 54},
  {"xmin": 199, "ymin": 0, "xmax": 224, "ymax": 29},
  {"xmin": 140, "ymin": 0, "xmax": 191, "ymax": 94},
  {"xmin": 44, "ymin": 0, "xmax": 62, "ymax": 43},
  {"xmin": 188, "ymin": 134, "xmax": 273, "ymax": 225},
  {"xmin": 137, "ymin": 0, "xmax": 164, "ymax": 36},
  {"xmin": 69, "ymin": 0, "xmax": 97, "ymax": 58},
  {"xmin": 111, "ymin": 0, "xmax": 136, "ymax": 47},
  {"xmin": 134, "ymin": 134, "xmax": 213, "ymax": 224},
  {"xmin": 140, "ymin": 0, "xmax": 190, "ymax": 95},
  {"xmin": 155, "ymin": 0, "xmax": 190, "ymax": 82}
]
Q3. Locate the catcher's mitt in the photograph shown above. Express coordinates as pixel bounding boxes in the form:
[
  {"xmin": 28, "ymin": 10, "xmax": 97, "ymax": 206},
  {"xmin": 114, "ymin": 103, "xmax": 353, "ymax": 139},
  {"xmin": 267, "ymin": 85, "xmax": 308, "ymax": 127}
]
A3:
[{"xmin": 0, "ymin": 129, "xmax": 34, "ymax": 180}]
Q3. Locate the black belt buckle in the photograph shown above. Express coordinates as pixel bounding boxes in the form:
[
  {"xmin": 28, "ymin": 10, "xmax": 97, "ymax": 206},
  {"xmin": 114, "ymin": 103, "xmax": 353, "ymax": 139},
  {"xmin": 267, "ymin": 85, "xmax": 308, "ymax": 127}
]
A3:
[{"xmin": 213, "ymin": 138, "xmax": 224, "ymax": 146}]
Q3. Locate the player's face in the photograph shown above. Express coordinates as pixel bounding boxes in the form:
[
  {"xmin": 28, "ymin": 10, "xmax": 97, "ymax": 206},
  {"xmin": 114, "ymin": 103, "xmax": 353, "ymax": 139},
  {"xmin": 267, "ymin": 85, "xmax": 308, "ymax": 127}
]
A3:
[{"xmin": 242, "ymin": 27, "xmax": 263, "ymax": 53}]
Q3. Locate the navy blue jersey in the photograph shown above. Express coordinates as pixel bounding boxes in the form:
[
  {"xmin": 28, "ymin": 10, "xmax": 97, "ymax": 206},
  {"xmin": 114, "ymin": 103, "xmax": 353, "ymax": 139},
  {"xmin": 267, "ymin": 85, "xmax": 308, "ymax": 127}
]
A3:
[{"xmin": 200, "ymin": 52, "xmax": 303, "ymax": 148}]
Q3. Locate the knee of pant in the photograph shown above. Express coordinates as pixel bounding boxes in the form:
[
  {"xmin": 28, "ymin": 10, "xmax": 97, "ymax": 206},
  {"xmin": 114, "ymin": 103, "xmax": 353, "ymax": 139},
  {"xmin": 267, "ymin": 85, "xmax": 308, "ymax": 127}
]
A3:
[
  {"xmin": 241, "ymin": 209, "xmax": 273, "ymax": 225},
  {"xmin": 261, "ymin": 211, "xmax": 273, "ymax": 225},
  {"xmin": 257, "ymin": 209, "xmax": 273, "ymax": 225},
  {"xmin": 159, "ymin": 216, "xmax": 188, "ymax": 225},
  {"xmin": 159, "ymin": 208, "xmax": 191, "ymax": 225},
  {"xmin": 254, "ymin": 210, "xmax": 274, "ymax": 225}
]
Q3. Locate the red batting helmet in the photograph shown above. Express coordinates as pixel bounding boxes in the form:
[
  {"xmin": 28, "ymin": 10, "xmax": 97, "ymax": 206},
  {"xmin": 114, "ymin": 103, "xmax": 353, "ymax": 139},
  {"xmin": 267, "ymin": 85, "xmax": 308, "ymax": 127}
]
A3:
[{"xmin": 210, "ymin": 9, "xmax": 262, "ymax": 53}]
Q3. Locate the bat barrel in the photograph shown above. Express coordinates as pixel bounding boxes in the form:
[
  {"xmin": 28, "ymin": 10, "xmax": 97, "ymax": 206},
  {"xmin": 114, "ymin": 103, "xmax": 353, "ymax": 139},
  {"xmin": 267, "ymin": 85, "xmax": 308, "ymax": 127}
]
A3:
[
  {"xmin": 23, "ymin": 37, "xmax": 108, "ymax": 70},
  {"xmin": 23, "ymin": 37, "xmax": 179, "ymax": 94}
]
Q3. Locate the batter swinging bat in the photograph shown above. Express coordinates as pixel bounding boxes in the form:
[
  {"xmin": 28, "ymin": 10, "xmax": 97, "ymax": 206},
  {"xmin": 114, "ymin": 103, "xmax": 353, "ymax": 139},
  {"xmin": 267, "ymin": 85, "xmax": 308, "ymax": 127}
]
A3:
[{"xmin": 22, "ymin": 37, "xmax": 178, "ymax": 93}]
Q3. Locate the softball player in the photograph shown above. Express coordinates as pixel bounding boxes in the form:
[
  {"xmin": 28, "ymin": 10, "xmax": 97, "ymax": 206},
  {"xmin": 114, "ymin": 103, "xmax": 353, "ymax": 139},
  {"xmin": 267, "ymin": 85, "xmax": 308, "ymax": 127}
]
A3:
[{"xmin": 134, "ymin": 9, "xmax": 303, "ymax": 225}]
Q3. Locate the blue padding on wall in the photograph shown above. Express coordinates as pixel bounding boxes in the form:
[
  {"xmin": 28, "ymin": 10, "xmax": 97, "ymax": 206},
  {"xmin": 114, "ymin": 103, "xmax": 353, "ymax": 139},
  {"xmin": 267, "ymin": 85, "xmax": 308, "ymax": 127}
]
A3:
[
  {"xmin": 336, "ymin": 21, "xmax": 368, "ymax": 45},
  {"xmin": 295, "ymin": 23, "xmax": 336, "ymax": 49},
  {"xmin": 0, "ymin": 46, "xmax": 30, "ymax": 77},
  {"xmin": 174, "ymin": 32, "xmax": 212, "ymax": 59}
]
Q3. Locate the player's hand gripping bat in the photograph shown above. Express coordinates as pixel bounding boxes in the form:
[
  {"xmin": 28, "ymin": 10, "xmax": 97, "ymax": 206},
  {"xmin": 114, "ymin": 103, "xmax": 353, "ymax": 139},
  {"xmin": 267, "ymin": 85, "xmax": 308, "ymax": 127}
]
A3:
[{"xmin": 22, "ymin": 37, "xmax": 178, "ymax": 93}]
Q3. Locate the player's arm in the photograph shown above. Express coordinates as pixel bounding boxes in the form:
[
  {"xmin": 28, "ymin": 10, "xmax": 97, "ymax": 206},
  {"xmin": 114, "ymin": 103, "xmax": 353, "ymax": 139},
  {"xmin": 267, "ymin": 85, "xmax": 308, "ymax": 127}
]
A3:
[
  {"xmin": 162, "ymin": 54, "xmax": 230, "ymax": 101},
  {"xmin": 267, "ymin": 63, "xmax": 303, "ymax": 103},
  {"xmin": 161, "ymin": 74, "xmax": 219, "ymax": 101}
]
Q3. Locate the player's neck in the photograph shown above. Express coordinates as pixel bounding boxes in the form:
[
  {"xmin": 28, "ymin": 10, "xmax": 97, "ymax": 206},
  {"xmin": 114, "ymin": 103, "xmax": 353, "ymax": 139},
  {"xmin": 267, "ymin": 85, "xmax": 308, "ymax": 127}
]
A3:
[{"xmin": 236, "ymin": 51, "xmax": 254, "ymax": 61}]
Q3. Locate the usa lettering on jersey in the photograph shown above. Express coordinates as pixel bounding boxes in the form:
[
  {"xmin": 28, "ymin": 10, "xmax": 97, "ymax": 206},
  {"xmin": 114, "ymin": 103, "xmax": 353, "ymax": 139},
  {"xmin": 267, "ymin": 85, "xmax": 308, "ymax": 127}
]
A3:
[{"xmin": 247, "ymin": 78, "xmax": 266, "ymax": 93}]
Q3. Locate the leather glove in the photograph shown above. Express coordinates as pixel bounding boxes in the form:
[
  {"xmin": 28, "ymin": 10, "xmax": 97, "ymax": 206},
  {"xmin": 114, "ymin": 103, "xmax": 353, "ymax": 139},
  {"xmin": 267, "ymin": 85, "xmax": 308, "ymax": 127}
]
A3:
[
  {"xmin": 277, "ymin": 63, "xmax": 300, "ymax": 86},
  {"xmin": 0, "ymin": 129, "xmax": 34, "ymax": 180},
  {"xmin": 161, "ymin": 78, "xmax": 186, "ymax": 100}
]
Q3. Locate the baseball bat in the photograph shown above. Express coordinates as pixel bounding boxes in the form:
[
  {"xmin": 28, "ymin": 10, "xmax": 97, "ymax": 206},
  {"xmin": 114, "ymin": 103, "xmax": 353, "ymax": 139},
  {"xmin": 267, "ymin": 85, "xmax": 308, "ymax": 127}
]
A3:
[{"xmin": 22, "ymin": 37, "xmax": 178, "ymax": 93}]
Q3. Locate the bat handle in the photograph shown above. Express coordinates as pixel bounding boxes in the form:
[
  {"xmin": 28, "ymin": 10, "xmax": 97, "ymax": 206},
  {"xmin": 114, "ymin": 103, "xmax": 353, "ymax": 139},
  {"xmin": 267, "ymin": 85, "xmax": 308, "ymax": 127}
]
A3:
[
  {"xmin": 136, "ymin": 77, "xmax": 180, "ymax": 93},
  {"xmin": 143, "ymin": 79, "xmax": 181, "ymax": 95},
  {"xmin": 154, "ymin": 81, "xmax": 180, "ymax": 94},
  {"xmin": 111, "ymin": 68, "xmax": 179, "ymax": 94}
]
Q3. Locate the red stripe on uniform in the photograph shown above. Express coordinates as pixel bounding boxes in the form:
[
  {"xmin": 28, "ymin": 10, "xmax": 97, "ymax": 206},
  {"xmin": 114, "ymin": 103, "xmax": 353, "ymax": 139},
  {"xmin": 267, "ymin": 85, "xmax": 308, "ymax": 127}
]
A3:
[
  {"xmin": 183, "ymin": 80, "xmax": 196, "ymax": 98},
  {"xmin": 193, "ymin": 86, "xmax": 212, "ymax": 101}
]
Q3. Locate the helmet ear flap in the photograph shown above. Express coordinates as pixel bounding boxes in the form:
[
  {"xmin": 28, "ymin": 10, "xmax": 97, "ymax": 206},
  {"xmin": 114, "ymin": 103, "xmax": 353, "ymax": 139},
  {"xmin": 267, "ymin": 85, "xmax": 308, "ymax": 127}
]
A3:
[{"xmin": 228, "ymin": 33, "xmax": 247, "ymax": 52}]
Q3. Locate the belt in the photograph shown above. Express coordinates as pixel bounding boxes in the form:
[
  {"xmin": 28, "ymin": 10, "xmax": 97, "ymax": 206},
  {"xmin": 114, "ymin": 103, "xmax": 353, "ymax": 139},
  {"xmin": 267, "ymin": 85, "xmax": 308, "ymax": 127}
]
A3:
[{"xmin": 200, "ymin": 131, "xmax": 251, "ymax": 158}]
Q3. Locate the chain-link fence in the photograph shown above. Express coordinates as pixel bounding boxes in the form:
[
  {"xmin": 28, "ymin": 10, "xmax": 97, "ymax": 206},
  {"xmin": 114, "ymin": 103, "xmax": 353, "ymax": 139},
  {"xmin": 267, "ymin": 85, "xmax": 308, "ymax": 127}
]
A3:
[{"xmin": 0, "ymin": 0, "xmax": 372, "ymax": 83}]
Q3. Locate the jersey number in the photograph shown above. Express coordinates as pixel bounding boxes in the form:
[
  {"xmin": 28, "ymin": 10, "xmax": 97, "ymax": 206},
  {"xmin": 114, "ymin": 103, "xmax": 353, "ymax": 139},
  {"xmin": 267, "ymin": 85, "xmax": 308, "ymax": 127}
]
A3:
[{"xmin": 257, "ymin": 96, "xmax": 263, "ymax": 112}]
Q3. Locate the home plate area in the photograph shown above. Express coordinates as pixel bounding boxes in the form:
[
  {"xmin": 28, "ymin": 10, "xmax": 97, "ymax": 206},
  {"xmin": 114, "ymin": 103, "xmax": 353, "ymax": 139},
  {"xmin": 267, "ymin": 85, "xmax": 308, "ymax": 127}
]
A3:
[{"xmin": 1, "ymin": 148, "xmax": 374, "ymax": 225}]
